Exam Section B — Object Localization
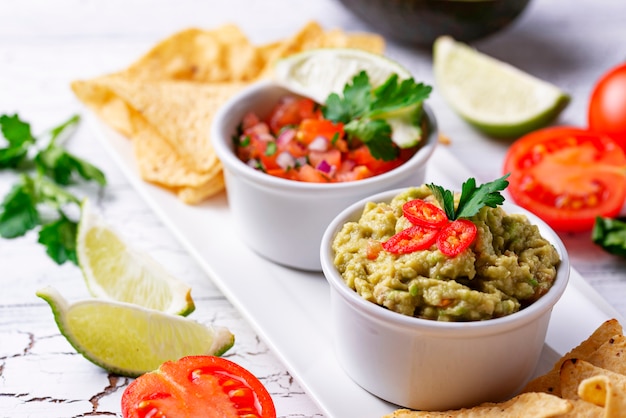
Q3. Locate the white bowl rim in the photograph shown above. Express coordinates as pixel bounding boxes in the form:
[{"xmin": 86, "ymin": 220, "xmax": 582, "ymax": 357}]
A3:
[
  {"xmin": 211, "ymin": 80, "xmax": 438, "ymax": 194},
  {"xmin": 320, "ymin": 187, "xmax": 571, "ymax": 337}
]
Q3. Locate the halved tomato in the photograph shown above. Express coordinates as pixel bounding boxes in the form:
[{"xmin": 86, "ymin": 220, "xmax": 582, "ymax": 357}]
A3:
[
  {"xmin": 121, "ymin": 356, "xmax": 276, "ymax": 418},
  {"xmin": 503, "ymin": 127, "xmax": 626, "ymax": 232}
]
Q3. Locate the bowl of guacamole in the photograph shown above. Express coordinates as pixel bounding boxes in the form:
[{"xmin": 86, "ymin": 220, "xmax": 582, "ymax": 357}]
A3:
[{"xmin": 320, "ymin": 181, "xmax": 569, "ymax": 410}]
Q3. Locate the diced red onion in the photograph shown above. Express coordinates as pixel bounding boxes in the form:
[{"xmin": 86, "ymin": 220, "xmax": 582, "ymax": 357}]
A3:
[
  {"xmin": 276, "ymin": 152, "xmax": 296, "ymax": 170},
  {"xmin": 295, "ymin": 156, "xmax": 308, "ymax": 167},
  {"xmin": 316, "ymin": 159, "xmax": 333, "ymax": 174},
  {"xmin": 277, "ymin": 128, "xmax": 296, "ymax": 147},
  {"xmin": 258, "ymin": 133, "xmax": 274, "ymax": 142},
  {"xmin": 247, "ymin": 158, "xmax": 260, "ymax": 168},
  {"xmin": 308, "ymin": 136, "xmax": 329, "ymax": 151}
]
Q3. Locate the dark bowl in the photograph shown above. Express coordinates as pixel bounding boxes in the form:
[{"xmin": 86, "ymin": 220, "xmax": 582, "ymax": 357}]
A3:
[{"xmin": 336, "ymin": 0, "xmax": 532, "ymax": 47}]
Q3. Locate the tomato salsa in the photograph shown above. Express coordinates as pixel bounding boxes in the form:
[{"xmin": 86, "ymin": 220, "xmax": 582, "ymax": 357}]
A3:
[{"xmin": 233, "ymin": 96, "xmax": 420, "ymax": 183}]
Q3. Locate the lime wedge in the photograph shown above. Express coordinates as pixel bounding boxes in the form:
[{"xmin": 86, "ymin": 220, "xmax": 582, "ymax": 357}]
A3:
[
  {"xmin": 36, "ymin": 286, "xmax": 234, "ymax": 377},
  {"xmin": 273, "ymin": 48, "xmax": 425, "ymax": 148},
  {"xmin": 76, "ymin": 199, "xmax": 195, "ymax": 316},
  {"xmin": 433, "ymin": 36, "xmax": 570, "ymax": 138}
]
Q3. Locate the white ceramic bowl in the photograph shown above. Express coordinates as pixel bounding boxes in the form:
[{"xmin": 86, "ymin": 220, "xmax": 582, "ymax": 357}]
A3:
[
  {"xmin": 320, "ymin": 188, "xmax": 570, "ymax": 411},
  {"xmin": 211, "ymin": 81, "xmax": 437, "ymax": 271}
]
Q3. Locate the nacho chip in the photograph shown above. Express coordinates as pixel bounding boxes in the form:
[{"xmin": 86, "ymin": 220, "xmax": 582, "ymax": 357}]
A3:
[
  {"xmin": 123, "ymin": 25, "xmax": 262, "ymax": 83},
  {"xmin": 560, "ymin": 359, "xmax": 626, "ymax": 417},
  {"xmin": 523, "ymin": 319, "xmax": 624, "ymax": 396},
  {"xmin": 556, "ymin": 399, "xmax": 604, "ymax": 418},
  {"xmin": 383, "ymin": 392, "xmax": 571, "ymax": 417},
  {"xmin": 587, "ymin": 334, "xmax": 626, "ymax": 375}
]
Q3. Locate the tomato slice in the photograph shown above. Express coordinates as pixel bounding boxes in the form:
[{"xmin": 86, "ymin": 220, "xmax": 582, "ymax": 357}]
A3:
[
  {"xmin": 382, "ymin": 225, "xmax": 439, "ymax": 254},
  {"xmin": 121, "ymin": 356, "xmax": 276, "ymax": 418},
  {"xmin": 503, "ymin": 127, "xmax": 626, "ymax": 232},
  {"xmin": 436, "ymin": 219, "xmax": 477, "ymax": 257},
  {"xmin": 402, "ymin": 199, "xmax": 448, "ymax": 228}
]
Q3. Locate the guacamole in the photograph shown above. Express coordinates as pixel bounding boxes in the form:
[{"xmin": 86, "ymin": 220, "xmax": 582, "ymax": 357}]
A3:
[{"xmin": 331, "ymin": 186, "xmax": 561, "ymax": 321}]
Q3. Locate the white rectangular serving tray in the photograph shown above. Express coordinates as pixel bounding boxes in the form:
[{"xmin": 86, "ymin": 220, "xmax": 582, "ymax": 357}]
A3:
[{"xmin": 91, "ymin": 116, "xmax": 624, "ymax": 418}]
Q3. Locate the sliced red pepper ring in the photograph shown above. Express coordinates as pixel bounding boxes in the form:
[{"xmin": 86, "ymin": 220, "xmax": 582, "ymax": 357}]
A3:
[
  {"xmin": 402, "ymin": 199, "xmax": 448, "ymax": 228},
  {"xmin": 436, "ymin": 219, "xmax": 477, "ymax": 257},
  {"xmin": 382, "ymin": 225, "xmax": 439, "ymax": 254}
]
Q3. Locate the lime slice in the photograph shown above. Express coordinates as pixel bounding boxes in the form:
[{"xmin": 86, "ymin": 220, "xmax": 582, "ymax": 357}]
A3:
[
  {"xmin": 273, "ymin": 48, "xmax": 424, "ymax": 148},
  {"xmin": 273, "ymin": 48, "xmax": 412, "ymax": 103},
  {"xmin": 36, "ymin": 286, "xmax": 234, "ymax": 377},
  {"xmin": 76, "ymin": 199, "xmax": 195, "ymax": 316},
  {"xmin": 433, "ymin": 36, "xmax": 570, "ymax": 138}
]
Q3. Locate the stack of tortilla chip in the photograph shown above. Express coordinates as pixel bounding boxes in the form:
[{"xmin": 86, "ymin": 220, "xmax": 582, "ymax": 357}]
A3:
[
  {"xmin": 385, "ymin": 318, "xmax": 626, "ymax": 417},
  {"xmin": 72, "ymin": 22, "xmax": 384, "ymax": 204}
]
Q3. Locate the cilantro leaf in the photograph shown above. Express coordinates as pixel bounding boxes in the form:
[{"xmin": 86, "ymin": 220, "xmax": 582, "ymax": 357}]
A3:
[
  {"xmin": 428, "ymin": 174, "xmax": 510, "ymax": 221},
  {"xmin": 0, "ymin": 114, "xmax": 34, "ymax": 146},
  {"xmin": 0, "ymin": 176, "xmax": 40, "ymax": 238},
  {"xmin": 0, "ymin": 113, "xmax": 106, "ymax": 265},
  {"xmin": 322, "ymin": 71, "xmax": 431, "ymax": 161},
  {"xmin": 0, "ymin": 114, "xmax": 36, "ymax": 168},
  {"xmin": 35, "ymin": 146, "xmax": 107, "ymax": 186},
  {"xmin": 592, "ymin": 216, "xmax": 626, "ymax": 258},
  {"xmin": 38, "ymin": 213, "xmax": 79, "ymax": 265},
  {"xmin": 455, "ymin": 174, "xmax": 509, "ymax": 219},
  {"xmin": 344, "ymin": 118, "xmax": 397, "ymax": 161},
  {"xmin": 427, "ymin": 183, "xmax": 456, "ymax": 220},
  {"xmin": 368, "ymin": 75, "xmax": 432, "ymax": 119}
]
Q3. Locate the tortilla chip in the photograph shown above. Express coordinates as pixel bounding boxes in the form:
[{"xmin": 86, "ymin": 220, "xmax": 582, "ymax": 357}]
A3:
[
  {"xmin": 556, "ymin": 399, "xmax": 604, "ymax": 418},
  {"xmin": 560, "ymin": 359, "xmax": 626, "ymax": 417},
  {"xmin": 91, "ymin": 76, "xmax": 245, "ymax": 172},
  {"xmin": 175, "ymin": 173, "xmax": 225, "ymax": 205},
  {"xmin": 382, "ymin": 392, "xmax": 571, "ymax": 417},
  {"xmin": 578, "ymin": 374, "xmax": 626, "ymax": 417},
  {"xmin": 131, "ymin": 120, "xmax": 222, "ymax": 188},
  {"xmin": 587, "ymin": 334, "xmax": 626, "ymax": 375},
  {"xmin": 522, "ymin": 319, "xmax": 624, "ymax": 396},
  {"xmin": 123, "ymin": 25, "xmax": 262, "ymax": 83}
]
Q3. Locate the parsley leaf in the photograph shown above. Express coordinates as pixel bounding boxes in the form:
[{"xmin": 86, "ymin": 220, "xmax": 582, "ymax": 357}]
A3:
[
  {"xmin": 0, "ymin": 177, "xmax": 40, "ymax": 238},
  {"xmin": 427, "ymin": 174, "xmax": 510, "ymax": 221},
  {"xmin": 322, "ymin": 71, "xmax": 431, "ymax": 161},
  {"xmin": 0, "ymin": 114, "xmax": 36, "ymax": 168},
  {"xmin": 592, "ymin": 216, "xmax": 626, "ymax": 258},
  {"xmin": 38, "ymin": 213, "xmax": 79, "ymax": 265},
  {"xmin": 0, "ymin": 113, "xmax": 106, "ymax": 265}
]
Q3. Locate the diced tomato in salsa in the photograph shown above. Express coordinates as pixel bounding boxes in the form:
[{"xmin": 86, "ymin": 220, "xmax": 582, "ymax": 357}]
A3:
[{"xmin": 234, "ymin": 95, "xmax": 419, "ymax": 183}]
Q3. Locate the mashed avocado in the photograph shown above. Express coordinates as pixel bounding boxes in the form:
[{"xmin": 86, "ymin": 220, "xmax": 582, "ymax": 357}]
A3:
[{"xmin": 332, "ymin": 185, "xmax": 561, "ymax": 321}]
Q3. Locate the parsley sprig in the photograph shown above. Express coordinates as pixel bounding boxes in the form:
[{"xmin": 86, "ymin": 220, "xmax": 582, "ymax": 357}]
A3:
[
  {"xmin": 322, "ymin": 71, "xmax": 432, "ymax": 161},
  {"xmin": 0, "ymin": 114, "xmax": 106, "ymax": 265},
  {"xmin": 428, "ymin": 174, "xmax": 510, "ymax": 220}
]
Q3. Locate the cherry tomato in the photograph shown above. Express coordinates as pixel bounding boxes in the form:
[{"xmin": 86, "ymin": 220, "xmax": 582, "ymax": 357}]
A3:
[
  {"xmin": 402, "ymin": 199, "xmax": 448, "ymax": 228},
  {"xmin": 588, "ymin": 62, "xmax": 626, "ymax": 153},
  {"xmin": 121, "ymin": 356, "xmax": 276, "ymax": 418},
  {"xmin": 382, "ymin": 225, "xmax": 439, "ymax": 254},
  {"xmin": 503, "ymin": 127, "xmax": 626, "ymax": 232},
  {"xmin": 436, "ymin": 219, "xmax": 477, "ymax": 257}
]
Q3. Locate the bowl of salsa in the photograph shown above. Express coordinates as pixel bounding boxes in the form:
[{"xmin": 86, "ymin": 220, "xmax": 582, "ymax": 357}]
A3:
[{"xmin": 211, "ymin": 77, "xmax": 437, "ymax": 271}]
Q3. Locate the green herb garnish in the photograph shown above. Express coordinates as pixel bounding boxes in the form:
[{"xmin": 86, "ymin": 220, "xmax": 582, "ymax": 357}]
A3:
[
  {"xmin": 428, "ymin": 174, "xmax": 510, "ymax": 220},
  {"xmin": 592, "ymin": 216, "xmax": 626, "ymax": 258},
  {"xmin": 322, "ymin": 71, "xmax": 431, "ymax": 161},
  {"xmin": 0, "ymin": 114, "xmax": 106, "ymax": 265}
]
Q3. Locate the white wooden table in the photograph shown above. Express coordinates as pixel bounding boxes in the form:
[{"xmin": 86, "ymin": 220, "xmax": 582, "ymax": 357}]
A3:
[{"xmin": 1, "ymin": 1, "xmax": 625, "ymax": 417}]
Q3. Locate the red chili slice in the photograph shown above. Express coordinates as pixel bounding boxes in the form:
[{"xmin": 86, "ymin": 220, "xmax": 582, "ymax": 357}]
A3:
[
  {"xmin": 436, "ymin": 219, "xmax": 477, "ymax": 257},
  {"xmin": 402, "ymin": 199, "xmax": 448, "ymax": 228},
  {"xmin": 382, "ymin": 225, "xmax": 439, "ymax": 254}
]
